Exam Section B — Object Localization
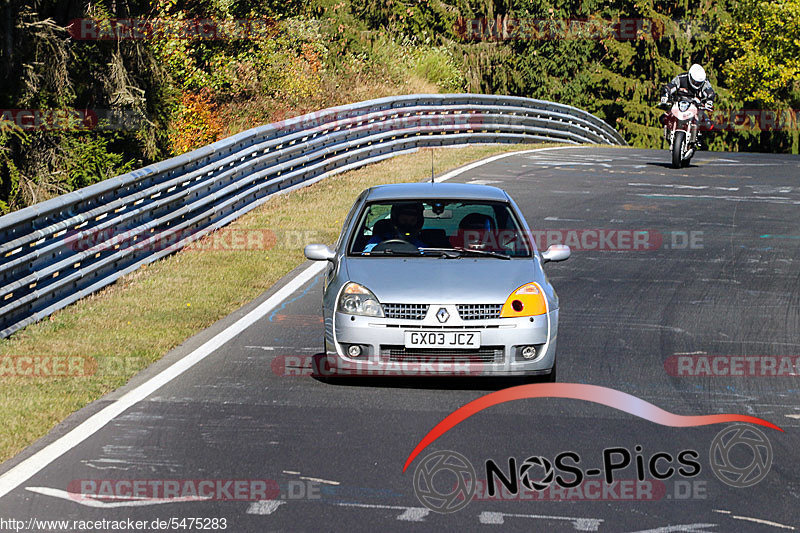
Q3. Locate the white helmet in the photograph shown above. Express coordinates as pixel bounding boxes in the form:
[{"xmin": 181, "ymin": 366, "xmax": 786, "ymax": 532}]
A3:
[{"xmin": 688, "ymin": 64, "xmax": 706, "ymax": 90}]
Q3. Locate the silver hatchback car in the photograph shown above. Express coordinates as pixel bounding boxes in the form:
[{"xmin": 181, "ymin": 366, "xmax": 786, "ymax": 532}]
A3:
[{"xmin": 304, "ymin": 182, "xmax": 569, "ymax": 380}]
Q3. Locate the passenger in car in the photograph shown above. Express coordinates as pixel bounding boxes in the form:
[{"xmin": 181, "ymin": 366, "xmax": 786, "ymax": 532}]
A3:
[{"xmin": 451, "ymin": 213, "xmax": 496, "ymax": 249}]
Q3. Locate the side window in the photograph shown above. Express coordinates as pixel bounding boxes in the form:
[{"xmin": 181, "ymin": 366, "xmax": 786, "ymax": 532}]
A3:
[
  {"xmin": 364, "ymin": 204, "xmax": 391, "ymax": 234},
  {"xmin": 336, "ymin": 191, "xmax": 366, "ymax": 251},
  {"xmin": 348, "ymin": 202, "xmax": 392, "ymax": 254}
]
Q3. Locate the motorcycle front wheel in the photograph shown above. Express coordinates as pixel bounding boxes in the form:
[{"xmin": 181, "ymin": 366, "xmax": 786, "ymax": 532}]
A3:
[{"xmin": 672, "ymin": 130, "xmax": 685, "ymax": 168}]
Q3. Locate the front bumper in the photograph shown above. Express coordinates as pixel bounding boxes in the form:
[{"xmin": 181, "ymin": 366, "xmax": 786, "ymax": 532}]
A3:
[{"xmin": 324, "ymin": 307, "xmax": 558, "ymax": 376}]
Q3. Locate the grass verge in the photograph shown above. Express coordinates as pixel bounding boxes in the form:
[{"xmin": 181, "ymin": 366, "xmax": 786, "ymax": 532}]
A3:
[{"xmin": 0, "ymin": 143, "xmax": 547, "ymax": 463}]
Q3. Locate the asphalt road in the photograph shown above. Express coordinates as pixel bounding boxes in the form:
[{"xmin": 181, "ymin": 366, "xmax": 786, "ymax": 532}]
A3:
[{"xmin": 1, "ymin": 146, "xmax": 799, "ymax": 532}]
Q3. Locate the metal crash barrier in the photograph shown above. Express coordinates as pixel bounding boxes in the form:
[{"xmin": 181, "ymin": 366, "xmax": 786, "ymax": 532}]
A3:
[{"xmin": 0, "ymin": 94, "xmax": 626, "ymax": 337}]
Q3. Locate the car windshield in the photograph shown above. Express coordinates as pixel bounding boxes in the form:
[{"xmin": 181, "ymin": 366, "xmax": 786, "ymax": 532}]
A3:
[{"xmin": 347, "ymin": 199, "xmax": 532, "ymax": 257}]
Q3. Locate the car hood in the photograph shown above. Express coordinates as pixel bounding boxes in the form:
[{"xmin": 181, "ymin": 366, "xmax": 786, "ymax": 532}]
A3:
[{"xmin": 342, "ymin": 257, "xmax": 541, "ymax": 304}]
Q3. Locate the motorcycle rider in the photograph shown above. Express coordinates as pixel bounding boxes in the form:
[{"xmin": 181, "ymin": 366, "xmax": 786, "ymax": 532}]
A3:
[{"xmin": 659, "ymin": 64, "xmax": 716, "ymax": 138}]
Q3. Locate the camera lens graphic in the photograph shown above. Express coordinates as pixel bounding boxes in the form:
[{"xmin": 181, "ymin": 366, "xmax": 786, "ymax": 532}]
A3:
[
  {"xmin": 709, "ymin": 424, "xmax": 772, "ymax": 488},
  {"xmin": 519, "ymin": 456, "xmax": 555, "ymax": 491},
  {"xmin": 412, "ymin": 450, "xmax": 476, "ymax": 513}
]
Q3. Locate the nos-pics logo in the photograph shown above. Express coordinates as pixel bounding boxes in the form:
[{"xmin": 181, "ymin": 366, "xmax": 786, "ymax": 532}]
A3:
[
  {"xmin": 413, "ymin": 425, "xmax": 773, "ymax": 513},
  {"xmin": 412, "ymin": 450, "xmax": 476, "ymax": 513},
  {"xmin": 709, "ymin": 424, "xmax": 772, "ymax": 488}
]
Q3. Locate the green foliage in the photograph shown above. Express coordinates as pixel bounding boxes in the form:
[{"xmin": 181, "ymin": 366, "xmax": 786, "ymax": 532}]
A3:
[
  {"xmin": 445, "ymin": 0, "xmax": 797, "ymax": 152},
  {"xmin": 360, "ymin": 35, "xmax": 466, "ymax": 92},
  {"xmin": 0, "ymin": 0, "xmax": 172, "ymax": 210},
  {"xmin": 0, "ymin": 120, "xmax": 27, "ymax": 213},
  {"xmin": 0, "ymin": 159, "xmax": 21, "ymax": 215},
  {"xmin": 1, "ymin": 0, "xmax": 797, "ymax": 213},
  {"xmin": 411, "ymin": 46, "xmax": 468, "ymax": 92},
  {"xmin": 715, "ymin": 0, "xmax": 800, "ymax": 106},
  {"xmin": 60, "ymin": 134, "xmax": 136, "ymax": 191}
]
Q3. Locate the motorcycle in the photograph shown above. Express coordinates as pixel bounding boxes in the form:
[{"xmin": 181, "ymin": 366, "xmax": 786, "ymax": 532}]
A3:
[{"xmin": 660, "ymin": 93, "xmax": 702, "ymax": 168}]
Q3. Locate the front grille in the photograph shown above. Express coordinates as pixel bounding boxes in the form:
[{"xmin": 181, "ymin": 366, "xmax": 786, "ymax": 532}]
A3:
[
  {"xmin": 382, "ymin": 303, "xmax": 429, "ymax": 320},
  {"xmin": 385, "ymin": 324, "xmax": 500, "ymax": 329},
  {"xmin": 380, "ymin": 345, "xmax": 504, "ymax": 364},
  {"xmin": 457, "ymin": 304, "xmax": 503, "ymax": 320}
]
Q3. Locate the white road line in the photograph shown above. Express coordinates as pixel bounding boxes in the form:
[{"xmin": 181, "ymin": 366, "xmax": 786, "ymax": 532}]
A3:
[
  {"xmin": 623, "ymin": 525, "xmax": 717, "ymax": 533},
  {"xmin": 299, "ymin": 476, "xmax": 339, "ymax": 486},
  {"xmin": 281, "ymin": 470, "xmax": 340, "ymax": 485},
  {"xmin": 714, "ymin": 510, "xmax": 796, "ymax": 530},
  {"xmin": 25, "ymin": 487, "xmax": 209, "ymax": 508},
  {"xmin": 335, "ymin": 502, "xmax": 430, "ymax": 522},
  {"xmin": 532, "ymin": 161, "xmax": 606, "ymax": 166},
  {"xmin": 0, "ymin": 144, "xmax": 589, "ymax": 500},
  {"xmin": 785, "ymin": 414, "xmax": 800, "ymax": 419},
  {"xmin": 396, "ymin": 508, "xmax": 431, "ymax": 522},
  {"xmin": 628, "ymin": 183, "xmax": 740, "ymax": 191},
  {"xmin": 478, "ymin": 511, "xmax": 604, "ymax": 531},
  {"xmin": 436, "ymin": 146, "xmax": 582, "ymax": 182},
  {"xmin": 636, "ymin": 193, "xmax": 798, "ymax": 204},
  {"xmin": 730, "ymin": 516, "xmax": 796, "ymax": 530},
  {"xmin": 245, "ymin": 345, "xmax": 317, "ymax": 352},
  {"xmin": 0, "ymin": 261, "xmax": 326, "ymax": 500},
  {"xmin": 247, "ymin": 499, "xmax": 285, "ymax": 515}
]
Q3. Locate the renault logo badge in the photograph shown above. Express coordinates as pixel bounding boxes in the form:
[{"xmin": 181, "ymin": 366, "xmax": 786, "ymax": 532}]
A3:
[{"xmin": 436, "ymin": 308, "xmax": 450, "ymax": 323}]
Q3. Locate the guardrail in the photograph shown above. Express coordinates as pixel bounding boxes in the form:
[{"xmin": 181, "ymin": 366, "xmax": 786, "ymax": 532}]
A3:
[{"xmin": 0, "ymin": 93, "xmax": 626, "ymax": 337}]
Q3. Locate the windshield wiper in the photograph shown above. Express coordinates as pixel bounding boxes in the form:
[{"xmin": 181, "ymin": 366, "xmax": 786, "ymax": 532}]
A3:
[
  {"xmin": 419, "ymin": 247, "xmax": 511, "ymax": 260},
  {"xmin": 361, "ymin": 249, "xmax": 420, "ymax": 256},
  {"xmin": 454, "ymin": 247, "xmax": 512, "ymax": 260},
  {"xmin": 362, "ymin": 248, "xmax": 450, "ymax": 257}
]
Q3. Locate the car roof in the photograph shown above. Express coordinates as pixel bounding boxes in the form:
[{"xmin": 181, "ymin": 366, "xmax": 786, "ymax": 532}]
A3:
[{"xmin": 364, "ymin": 182, "xmax": 510, "ymax": 202}]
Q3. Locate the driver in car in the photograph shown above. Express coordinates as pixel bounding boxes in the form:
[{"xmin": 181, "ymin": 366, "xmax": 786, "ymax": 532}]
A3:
[{"xmin": 363, "ymin": 202, "xmax": 426, "ymax": 252}]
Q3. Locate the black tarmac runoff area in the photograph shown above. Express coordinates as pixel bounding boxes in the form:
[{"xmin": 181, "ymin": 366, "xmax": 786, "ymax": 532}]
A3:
[{"xmin": 1, "ymin": 146, "xmax": 799, "ymax": 532}]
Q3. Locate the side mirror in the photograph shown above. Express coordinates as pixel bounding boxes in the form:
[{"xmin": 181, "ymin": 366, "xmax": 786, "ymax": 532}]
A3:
[
  {"xmin": 304, "ymin": 244, "xmax": 336, "ymax": 262},
  {"xmin": 541, "ymin": 244, "xmax": 570, "ymax": 263}
]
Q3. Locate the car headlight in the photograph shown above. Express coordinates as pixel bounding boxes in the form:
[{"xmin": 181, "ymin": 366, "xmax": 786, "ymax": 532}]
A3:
[
  {"xmin": 500, "ymin": 282, "xmax": 547, "ymax": 317},
  {"xmin": 338, "ymin": 282, "xmax": 384, "ymax": 317}
]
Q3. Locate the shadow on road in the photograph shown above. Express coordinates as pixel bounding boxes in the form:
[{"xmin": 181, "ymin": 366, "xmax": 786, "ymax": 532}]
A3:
[{"xmin": 646, "ymin": 161, "xmax": 698, "ymax": 169}]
